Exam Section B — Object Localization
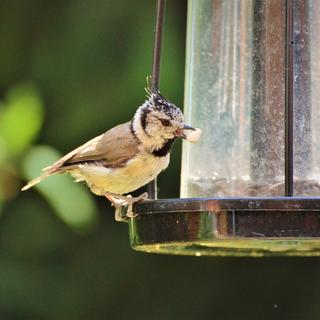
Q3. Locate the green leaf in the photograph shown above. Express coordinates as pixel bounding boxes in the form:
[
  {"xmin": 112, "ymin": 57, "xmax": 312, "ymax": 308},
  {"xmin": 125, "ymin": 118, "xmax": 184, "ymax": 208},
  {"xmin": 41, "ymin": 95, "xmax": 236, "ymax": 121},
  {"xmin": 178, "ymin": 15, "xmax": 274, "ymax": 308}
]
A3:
[
  {"xmin": 21, "ymin": 145, "xmax": 99, "ymax": 232},
  {"xmin": 0, "ymin": 83, "xmax": 44, "ymax": 157}
]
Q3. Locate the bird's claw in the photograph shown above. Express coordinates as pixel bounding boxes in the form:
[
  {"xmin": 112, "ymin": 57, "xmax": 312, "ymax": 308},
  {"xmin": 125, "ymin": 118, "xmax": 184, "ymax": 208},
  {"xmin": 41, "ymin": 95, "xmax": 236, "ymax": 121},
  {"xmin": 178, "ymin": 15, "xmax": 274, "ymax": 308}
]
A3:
[{"xmin": 105, "ymin": 192, "xmax": 149, "ymax": 222}]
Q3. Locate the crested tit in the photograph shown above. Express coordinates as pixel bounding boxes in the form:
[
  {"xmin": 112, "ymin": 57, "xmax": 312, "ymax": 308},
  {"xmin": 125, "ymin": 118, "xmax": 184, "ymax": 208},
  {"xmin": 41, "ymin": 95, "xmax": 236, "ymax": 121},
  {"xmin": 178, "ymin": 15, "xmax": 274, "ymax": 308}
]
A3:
[{"xmin": 22, "ymin": 86, "xmax": 201, "ymax": 219}]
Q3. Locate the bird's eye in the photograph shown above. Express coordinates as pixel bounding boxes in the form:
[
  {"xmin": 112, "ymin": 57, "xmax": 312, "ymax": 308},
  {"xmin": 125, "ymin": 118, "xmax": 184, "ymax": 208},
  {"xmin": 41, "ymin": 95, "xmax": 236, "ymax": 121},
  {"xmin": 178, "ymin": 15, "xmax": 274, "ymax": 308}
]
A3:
[{"xmin": 160, "ymin": 119, "xmax": 171, "ymax": 126}]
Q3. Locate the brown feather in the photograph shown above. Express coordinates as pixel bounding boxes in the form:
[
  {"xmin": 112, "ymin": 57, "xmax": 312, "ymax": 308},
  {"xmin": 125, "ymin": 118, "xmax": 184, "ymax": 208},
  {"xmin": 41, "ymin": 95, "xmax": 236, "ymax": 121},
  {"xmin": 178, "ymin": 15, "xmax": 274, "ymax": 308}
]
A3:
[
  {"xmin": 22, "ymin": 122, "xmax": 140, "ymax": 191},
  {"xmin": 49, "ymin": 122, "xmax": 140, "ymax": 172}
]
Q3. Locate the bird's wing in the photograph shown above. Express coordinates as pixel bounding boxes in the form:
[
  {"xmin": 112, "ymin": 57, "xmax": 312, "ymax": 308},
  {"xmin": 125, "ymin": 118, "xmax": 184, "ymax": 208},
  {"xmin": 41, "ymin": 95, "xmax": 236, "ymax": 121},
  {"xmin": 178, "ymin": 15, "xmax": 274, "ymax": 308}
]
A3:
[
  {"xmin": 47, "ymin": 122, "xmax": 140, "ymax": 172},
  {"xmin": 22, "ymin": 122, "xmax": 140, "ymax": 191}
]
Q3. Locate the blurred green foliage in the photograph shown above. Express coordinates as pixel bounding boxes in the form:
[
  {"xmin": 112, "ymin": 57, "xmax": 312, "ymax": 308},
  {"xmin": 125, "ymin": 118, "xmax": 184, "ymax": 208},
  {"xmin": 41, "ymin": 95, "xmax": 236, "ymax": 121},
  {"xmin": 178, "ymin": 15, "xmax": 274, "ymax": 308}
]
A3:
[
  {"xmin": 0, "ymin": 1, "xmax": 320, "ymax": 320},
  {"xmin": 0, "ymin": 83, "xmax": 97, "ymax": 231},
  {"xmin": 0, "ymin": 84, "xmax": 43, "ymax": 157},
  {"xmin": 22, "ymin": 146, "xmax": 98, "ymax": 232},
  {"xmin": 0, "ymin": 83, "xmax": 44, "ymax": 206}
]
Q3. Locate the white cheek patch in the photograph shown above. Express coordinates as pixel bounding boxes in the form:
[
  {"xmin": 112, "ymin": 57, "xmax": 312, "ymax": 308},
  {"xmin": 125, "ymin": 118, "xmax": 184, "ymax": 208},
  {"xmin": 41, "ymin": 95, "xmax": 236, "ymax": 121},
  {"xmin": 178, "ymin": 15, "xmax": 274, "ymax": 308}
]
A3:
[{"xmin": 185, "ymin": 128, "xmax": 202, "ymax": 143}]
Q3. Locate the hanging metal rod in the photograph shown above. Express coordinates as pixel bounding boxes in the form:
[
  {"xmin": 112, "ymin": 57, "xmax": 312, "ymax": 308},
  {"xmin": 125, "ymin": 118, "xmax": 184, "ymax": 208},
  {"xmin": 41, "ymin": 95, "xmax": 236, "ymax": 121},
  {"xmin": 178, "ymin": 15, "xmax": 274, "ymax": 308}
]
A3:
[
  {"xmin": 151, "ymin": 0, "xmax": 165, "ymax": 90},
  {"xmin": 285, "ymin": 0, "xmax": 294, "ymax": 196},
  {"xmin": 147, "ymin": 0, "xmax": 166, "ymax": 200}
]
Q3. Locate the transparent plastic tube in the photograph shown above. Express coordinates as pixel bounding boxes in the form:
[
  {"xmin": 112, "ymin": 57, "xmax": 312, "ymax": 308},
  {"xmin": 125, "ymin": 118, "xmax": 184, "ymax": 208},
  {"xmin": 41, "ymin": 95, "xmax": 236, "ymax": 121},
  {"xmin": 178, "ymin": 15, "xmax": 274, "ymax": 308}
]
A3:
[
  {"xmin": 181, "ymin": 0, "xmax": 320, "ymax": 197},
  {"xmin": 294, "ymin": 1, "xmax": 320, "ymax": 195}
]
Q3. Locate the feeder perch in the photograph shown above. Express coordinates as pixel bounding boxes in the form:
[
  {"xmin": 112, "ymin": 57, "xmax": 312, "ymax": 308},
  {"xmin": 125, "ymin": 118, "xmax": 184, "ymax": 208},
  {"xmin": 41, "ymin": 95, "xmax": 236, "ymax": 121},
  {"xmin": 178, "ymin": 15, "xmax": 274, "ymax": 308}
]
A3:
[{"xmin": 121, "ymin": 0, "xmax": 320, "ymax": 256}]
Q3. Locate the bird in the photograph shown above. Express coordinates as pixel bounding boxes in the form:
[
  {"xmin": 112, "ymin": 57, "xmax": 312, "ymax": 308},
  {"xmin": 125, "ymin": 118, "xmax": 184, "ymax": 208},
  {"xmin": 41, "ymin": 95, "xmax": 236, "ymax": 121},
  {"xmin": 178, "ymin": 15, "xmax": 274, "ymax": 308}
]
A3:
[{"xmin": 22, "ymin": 84, "xmax": 201, "ymax": 220}]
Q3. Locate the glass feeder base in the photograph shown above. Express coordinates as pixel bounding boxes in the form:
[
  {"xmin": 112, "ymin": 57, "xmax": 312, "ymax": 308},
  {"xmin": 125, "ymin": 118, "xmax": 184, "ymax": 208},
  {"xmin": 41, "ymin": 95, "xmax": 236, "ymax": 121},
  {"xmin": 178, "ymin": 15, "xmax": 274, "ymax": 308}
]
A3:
[{"xmin": 128, "ymin": 198, "xmax": 320, "ymax": 257}]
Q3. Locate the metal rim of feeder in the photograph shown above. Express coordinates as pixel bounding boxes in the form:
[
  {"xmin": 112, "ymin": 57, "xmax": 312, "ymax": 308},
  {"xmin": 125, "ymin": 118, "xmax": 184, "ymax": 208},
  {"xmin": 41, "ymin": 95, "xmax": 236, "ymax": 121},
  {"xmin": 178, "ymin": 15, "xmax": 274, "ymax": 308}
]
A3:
[{"xmin": 126, "ymin": 0, "xmax": 320, "ymax": 257}]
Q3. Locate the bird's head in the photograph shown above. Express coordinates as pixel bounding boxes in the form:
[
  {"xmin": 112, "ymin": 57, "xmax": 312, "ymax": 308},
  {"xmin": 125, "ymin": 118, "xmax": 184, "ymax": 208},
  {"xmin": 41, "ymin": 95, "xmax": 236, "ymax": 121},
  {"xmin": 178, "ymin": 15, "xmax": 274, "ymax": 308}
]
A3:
[{"xmin": 132, "ymin": 86, "xmax": 196, "ymax": 151}]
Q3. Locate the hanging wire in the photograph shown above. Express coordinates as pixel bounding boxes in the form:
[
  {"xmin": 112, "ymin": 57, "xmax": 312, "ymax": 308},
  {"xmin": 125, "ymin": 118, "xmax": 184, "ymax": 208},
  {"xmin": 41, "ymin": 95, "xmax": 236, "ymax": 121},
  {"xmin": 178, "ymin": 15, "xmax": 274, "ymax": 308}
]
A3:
[{"xmin": 147, "ymin": 0, "xmax": 166, "ymax": 200}]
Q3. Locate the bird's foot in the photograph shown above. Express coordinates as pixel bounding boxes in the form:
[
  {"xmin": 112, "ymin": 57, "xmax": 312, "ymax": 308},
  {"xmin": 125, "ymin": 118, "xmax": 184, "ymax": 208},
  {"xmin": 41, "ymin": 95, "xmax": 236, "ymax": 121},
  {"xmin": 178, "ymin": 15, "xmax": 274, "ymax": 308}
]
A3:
[
  {"xmin": 105, "ymin": 192, "xmax": 148, "ymax": 207},
  {"xmin": 104, "ymin": 192, "xmax": 149, "ymax": 222}
]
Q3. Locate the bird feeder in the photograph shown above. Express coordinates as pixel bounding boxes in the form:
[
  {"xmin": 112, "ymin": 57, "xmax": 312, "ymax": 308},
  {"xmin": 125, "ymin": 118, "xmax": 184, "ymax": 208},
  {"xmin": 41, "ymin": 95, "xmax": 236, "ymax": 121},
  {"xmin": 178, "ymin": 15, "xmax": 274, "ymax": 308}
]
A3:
[{"xmin": 123, "ymin": 0, "xmax": 320, "ymax": 256}]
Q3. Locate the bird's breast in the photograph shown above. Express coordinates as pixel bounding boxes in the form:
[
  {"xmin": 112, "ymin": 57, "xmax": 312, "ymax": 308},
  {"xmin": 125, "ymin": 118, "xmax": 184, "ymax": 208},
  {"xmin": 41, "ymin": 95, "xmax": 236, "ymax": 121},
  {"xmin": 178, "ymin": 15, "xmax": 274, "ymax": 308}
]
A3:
[{"xmin": 70, "ymin": 152, "xmax": 170, "ymax": 195}]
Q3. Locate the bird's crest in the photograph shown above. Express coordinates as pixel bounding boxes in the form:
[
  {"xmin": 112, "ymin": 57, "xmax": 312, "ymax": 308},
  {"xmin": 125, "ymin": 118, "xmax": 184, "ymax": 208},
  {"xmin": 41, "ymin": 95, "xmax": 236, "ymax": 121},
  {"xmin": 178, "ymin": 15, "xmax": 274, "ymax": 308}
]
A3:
[{"xmin": 144, "ymin": 76, "xmax": 173, "ymax": 110}]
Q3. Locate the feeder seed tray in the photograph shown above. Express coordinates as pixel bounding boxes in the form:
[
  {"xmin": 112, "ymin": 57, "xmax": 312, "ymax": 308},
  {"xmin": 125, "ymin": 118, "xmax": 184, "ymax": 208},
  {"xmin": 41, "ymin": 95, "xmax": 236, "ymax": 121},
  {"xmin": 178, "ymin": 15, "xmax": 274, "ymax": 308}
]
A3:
[{"xmin": 127, "ymin": 198, "xmax": 320, "ymax": 257}]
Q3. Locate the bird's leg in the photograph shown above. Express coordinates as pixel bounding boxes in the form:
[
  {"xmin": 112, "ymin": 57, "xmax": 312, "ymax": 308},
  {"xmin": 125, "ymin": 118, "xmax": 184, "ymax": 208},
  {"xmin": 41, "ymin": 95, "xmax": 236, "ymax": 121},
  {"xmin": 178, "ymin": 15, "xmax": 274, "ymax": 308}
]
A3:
[
  {"xmin": 105, "ymin": 193, "xmax": 128, "ymax": 222},
  {"xmin": 104, "ymin": 192, "xmax": 149, "ymax": 221},
  {"xmin": 105, "ymin": 192, "xmax": 148, "ymax": 204}
]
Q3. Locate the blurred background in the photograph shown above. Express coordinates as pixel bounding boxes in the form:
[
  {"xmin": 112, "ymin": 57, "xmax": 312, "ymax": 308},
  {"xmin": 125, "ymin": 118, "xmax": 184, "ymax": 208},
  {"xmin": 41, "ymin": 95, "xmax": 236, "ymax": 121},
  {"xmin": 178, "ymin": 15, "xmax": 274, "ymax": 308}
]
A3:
[{"xmin": 0, "ymin": 0, "xmax": 320, "ymax": 319}]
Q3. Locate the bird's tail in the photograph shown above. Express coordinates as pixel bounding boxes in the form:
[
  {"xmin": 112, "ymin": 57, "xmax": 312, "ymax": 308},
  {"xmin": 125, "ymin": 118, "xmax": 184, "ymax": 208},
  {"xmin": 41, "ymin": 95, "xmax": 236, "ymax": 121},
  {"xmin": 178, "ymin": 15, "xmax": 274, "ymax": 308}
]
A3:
[{"xmin": 21, "ymin": 167, "xmax": 58, "ymax": 191}]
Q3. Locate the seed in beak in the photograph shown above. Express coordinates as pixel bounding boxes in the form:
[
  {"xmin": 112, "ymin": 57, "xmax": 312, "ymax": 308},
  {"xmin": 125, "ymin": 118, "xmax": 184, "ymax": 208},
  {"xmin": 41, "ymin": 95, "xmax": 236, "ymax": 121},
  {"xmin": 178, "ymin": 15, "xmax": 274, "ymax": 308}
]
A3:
[
  {"xmin": 185, "ymin": 128, "xmax": 202, "ymax": 142},
  {"xmin": 175, "ymin": 124, "xmax": 202, "ymax": 143}
]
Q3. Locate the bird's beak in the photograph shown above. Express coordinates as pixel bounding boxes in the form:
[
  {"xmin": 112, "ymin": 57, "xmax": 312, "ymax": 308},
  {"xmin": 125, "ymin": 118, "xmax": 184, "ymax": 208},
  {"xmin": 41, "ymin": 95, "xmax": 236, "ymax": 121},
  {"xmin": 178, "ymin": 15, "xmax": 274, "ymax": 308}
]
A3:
[
  {"xmin": 174, "ymin": 124, "xmax": 195, "ymax": 139},
  {"xmin": 183, "ymin": 124, "xmax": 196, "ymax": 131}
]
